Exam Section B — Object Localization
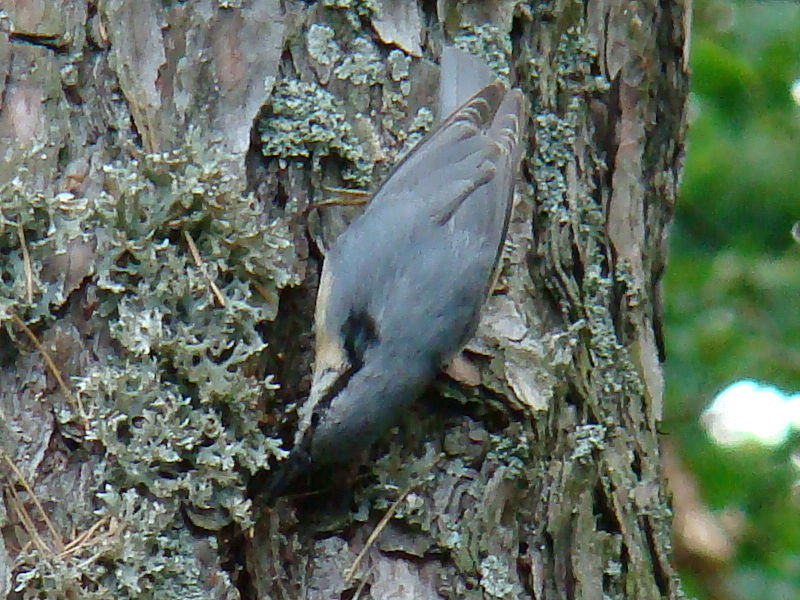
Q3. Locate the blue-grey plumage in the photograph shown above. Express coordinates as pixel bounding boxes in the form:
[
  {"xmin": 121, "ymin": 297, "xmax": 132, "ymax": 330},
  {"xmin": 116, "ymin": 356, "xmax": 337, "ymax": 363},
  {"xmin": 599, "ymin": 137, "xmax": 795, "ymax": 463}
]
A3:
[
  {"xmin": 438, "ymin": 45, "xmax": 499, "ymax": 118},
  {"xmin": 294, "ymin": 48, "xmax": 526, "ymax": 471}
]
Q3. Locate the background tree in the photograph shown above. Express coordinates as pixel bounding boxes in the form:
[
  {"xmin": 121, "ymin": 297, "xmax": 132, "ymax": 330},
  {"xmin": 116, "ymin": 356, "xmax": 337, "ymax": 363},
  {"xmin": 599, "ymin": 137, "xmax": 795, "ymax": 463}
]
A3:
[
  {"xmin": 0, "ymin": 1, "xmax": 689, "ymax": 598},
  {"xmin": 664, "ymin": 1, "xmax": 800, "ymax": 599}
]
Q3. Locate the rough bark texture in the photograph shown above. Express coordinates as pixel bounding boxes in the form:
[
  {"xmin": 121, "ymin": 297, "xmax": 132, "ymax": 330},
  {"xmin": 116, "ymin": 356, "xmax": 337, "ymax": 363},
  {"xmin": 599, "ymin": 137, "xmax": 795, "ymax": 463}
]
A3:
[{"xmin": 0, "ymin": 1, "xmax": 689, "ymax": 599}]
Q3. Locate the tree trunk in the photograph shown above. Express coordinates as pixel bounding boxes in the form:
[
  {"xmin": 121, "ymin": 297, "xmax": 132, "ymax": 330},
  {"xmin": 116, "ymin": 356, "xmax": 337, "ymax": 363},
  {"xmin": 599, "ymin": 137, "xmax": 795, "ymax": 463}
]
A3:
[{"xmin": 0, "ymin": 1, "xmax": 689, "ymax": 599}]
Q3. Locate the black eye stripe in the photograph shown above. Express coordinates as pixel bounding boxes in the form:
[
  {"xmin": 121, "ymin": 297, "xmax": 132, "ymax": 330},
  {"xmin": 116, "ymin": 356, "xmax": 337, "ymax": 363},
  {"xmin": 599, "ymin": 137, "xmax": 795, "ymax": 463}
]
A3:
[
  {"xmin": 342, "ymin": 310, "xmax": 379, "ymax": 371},
  {"xmin": 300, "ymin": 310, "xmax": 380, "ymax": 445}
]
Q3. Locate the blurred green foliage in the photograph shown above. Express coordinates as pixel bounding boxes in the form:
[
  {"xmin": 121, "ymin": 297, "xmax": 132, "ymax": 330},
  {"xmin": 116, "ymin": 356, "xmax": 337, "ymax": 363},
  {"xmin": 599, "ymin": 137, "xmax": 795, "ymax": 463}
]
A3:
[{"xmin": 665, "ymin": 1, "xmax": 800, "ymax": 598}]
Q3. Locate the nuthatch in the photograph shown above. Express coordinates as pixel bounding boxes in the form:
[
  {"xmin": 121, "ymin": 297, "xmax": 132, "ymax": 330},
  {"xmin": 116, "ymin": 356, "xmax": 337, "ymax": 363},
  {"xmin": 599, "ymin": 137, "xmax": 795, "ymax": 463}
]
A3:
[{"xmin": 272, "ymin": 47, "xmax": 525, "ymax": 495}]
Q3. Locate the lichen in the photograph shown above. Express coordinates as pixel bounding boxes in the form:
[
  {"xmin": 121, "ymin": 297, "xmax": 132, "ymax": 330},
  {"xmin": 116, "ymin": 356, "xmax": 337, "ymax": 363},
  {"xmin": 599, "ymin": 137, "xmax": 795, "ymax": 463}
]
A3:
[
  {"xmin": 356, "ymin": 419, "xmax": 537, "ymax": 591},
  {"xmin": 376, "ymin": 49, "xmax": 415, "ymax": 145},
  {"xmin": 554, "ymin": 26, "xmax": 605, "ymax": 93},
  {"xmin": 13, "ymin": 487, "xmax": 239, "ymax": 599},
  {"xmin": 528, "ymin": 21, "xmax": 648, "ymax": 414},
  {"xmin": 333, "ymin": 36, "xmax": 384, "ymax": 86},
  {"xmin": 1, "ymin": 137, "xmax": 299, "ymax": 596},
  {"xmin": 453, "ymin": 24, "xmax": 513, "ymax": 81},
  {"xmin": 393, "ymin": 107, "xmax": 434, "ymax": 161},
  {"xmin": 322, "ymin": 0, "xmax": 376, "ymax": 17},
  {"xmin": 306, "ymin": 24, "xmax": 340, "ymax": 67},
  {"xmin": 583, "ymin": 262, "xmax": 644, "ymax": 398},
  {"xmin": 530, "ymin": 111, "xmax": 576, "ymax": 213},
  {"xmin": 258, "ymin": 79, "xmax": 373, "ymax": 185},
  {"xmin": 479, "ymin": 554, "xmax": 519, "ymax": 598},
  {"xmin": 570, "ymin": 424, "xmax": 608, "ymax": 461},
  {"xmin": 486, "ymin": 427, "xmax": 533, "ymax": 479},
  {"xmin": 387, "ymin": 48, "xmax": 410, "ymax": 82}
]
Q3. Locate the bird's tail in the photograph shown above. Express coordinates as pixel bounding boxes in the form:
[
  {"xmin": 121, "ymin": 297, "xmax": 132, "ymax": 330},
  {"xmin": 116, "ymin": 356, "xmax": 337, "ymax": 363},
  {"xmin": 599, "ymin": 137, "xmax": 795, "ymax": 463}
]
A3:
[{"xmin": 438, "ymin": 45, "xmax": 499, "ymax": 119}]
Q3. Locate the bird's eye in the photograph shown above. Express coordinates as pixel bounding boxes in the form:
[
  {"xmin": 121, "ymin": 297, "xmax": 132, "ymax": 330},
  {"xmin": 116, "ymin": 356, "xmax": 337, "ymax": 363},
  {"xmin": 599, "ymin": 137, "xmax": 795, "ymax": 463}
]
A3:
[{"xmin": 342, "ymin": 310, "xmax": 379, "ymax": 371}]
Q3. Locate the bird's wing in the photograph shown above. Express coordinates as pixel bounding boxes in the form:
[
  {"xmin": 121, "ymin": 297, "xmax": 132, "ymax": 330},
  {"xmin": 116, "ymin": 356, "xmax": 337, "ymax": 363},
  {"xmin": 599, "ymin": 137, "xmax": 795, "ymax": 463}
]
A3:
[
  {"xmin": 365, "ymin": 81, "xmax": 508, "ymax": 218},
  {"xmin": 430, "ymin": 84, "xmax": 526, "ymax": 231},
  {"xmin": 308, "ymin": 65, "xmax": 526, "ymax": 414},
  {"xmin": 484, "ymin": 87, "xmax": 526, "ymax": 280}
]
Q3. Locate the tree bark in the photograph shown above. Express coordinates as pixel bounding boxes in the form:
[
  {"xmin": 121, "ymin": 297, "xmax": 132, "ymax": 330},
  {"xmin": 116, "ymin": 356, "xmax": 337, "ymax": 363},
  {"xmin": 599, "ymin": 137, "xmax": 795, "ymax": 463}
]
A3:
[{"xmin": 0, "ymin": 1, "xmax": 689, "ymax": 599}]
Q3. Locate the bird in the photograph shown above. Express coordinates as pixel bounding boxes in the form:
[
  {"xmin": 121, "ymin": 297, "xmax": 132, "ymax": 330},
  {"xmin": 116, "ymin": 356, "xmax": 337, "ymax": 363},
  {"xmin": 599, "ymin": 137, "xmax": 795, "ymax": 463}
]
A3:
[{"xmin": 269, "ymin": 46, "xmax": 526, "ymax": 498}]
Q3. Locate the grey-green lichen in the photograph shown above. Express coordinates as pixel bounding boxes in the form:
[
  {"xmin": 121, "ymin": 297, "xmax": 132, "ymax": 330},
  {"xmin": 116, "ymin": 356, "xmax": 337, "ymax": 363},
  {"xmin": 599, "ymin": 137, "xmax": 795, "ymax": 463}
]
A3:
[
  {"xmin": 13, "ymin": 487, "xmax": 238, "ymax": 600},
  {"xmin": 583, "ymin": 262, "xmax": 644, "ymax": 398},
  {"xmin": 614, "ymin": 257, "xmax": 644, "ymax": 308},
  {"xmin": 333, "ymin": 36, "xmax": 384, "ymax": 86},
  {"xmin": 320, "ymin": 0, "xmax": 377, "ymax": 31},
  {"xmin": 377, "ymin": 49, "xmax": 413, "ymax": 138},
  {"xmin": 258, "ymin": 79, "xmax": 373, "ymax": 185},
  {"xmin": 530, "ymin": 111, "xmax": 577, "ymax": 211},
  {"xmin": 353, "ymin": 420, "xmax": 535, "ymax": 592},
  {"xmin": 479, "ymin": 554, "xmax": 519, "ymax": 598},
  {"xmin": 486, "ymin": 427, "xmax": 533, "ymax": 480},
  {"xmin": 453, "ymin": 24, "xmax": 513, "ymax": 81},
  {"xmin": 570, "ymin": 424, "xmax": 608, "ymax": 461},
  {"xmin": 554, "ymin": 26, "xmax": 606, "ymax": 93},
  {"xmin": 322, "ymin": 0, "xmax": 377, "ymax": 18},
  {"xmin": 530, "ymin": 23, "xmax": 647, "ymax": 412},
  {"xmin": 0, "ymin": 173, "xmax": 96, "ymax": 321},
  {"xmin": 306, "ymin": 24, "xmax": 340, "ymax": 68},
  {"xmin": 387, "ymin": 49, "xmax": 411, "ymax": 83},
  {"xmin": 392, "ymin": 107, "xmax": 434, "ymax": 161},
  {"xmin": 1, "ymin": 137, "xmax": 299, "ymax": 597},
  {"xmin": 534, "ymin": 109, "xmax": 642, "ymax": 398}
]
